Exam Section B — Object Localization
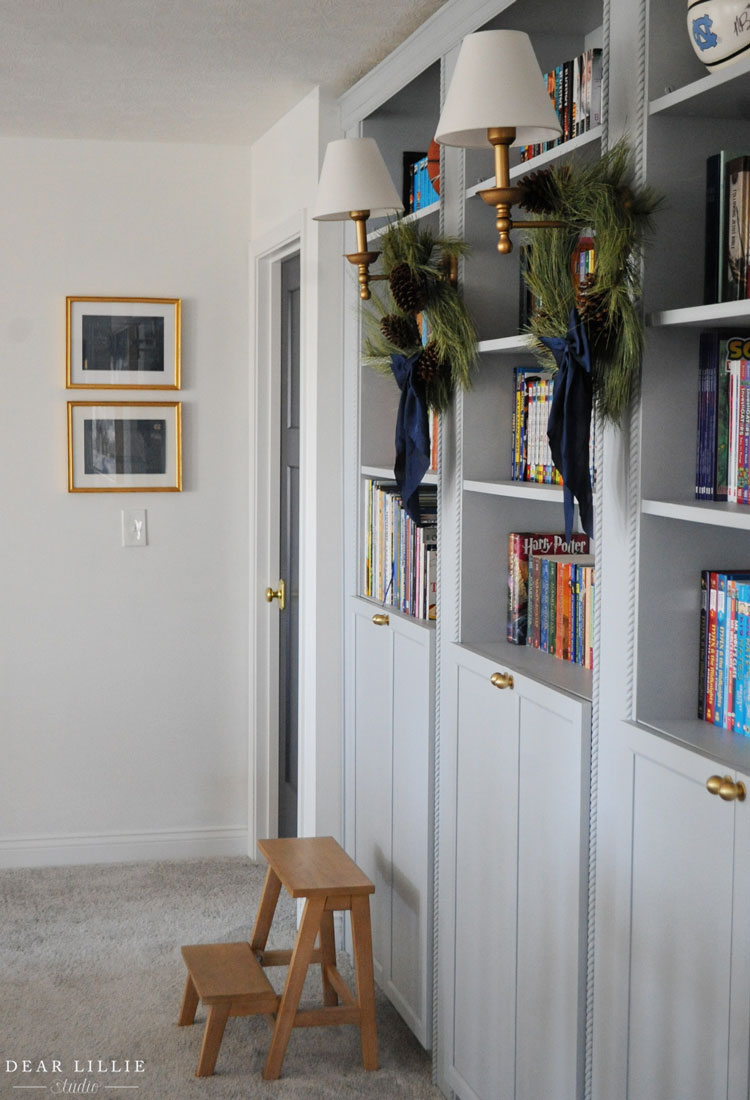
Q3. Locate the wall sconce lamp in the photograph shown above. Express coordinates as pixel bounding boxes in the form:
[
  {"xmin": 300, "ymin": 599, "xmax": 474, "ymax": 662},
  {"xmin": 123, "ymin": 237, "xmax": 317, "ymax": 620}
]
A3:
[
  {"xmin": 436, "ymin": 30, "xmax": 564, "ymax": 254},
  {"xmin": 312, "ymin": 137, "xmax": 404, "ymax": 299}
]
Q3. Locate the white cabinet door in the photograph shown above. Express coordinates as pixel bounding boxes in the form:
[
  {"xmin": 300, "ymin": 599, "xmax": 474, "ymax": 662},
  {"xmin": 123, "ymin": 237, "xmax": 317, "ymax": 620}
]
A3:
[
  {"xmin": 351, "ymin": 597, "xmax": 434, "ymax": 1047},
  {"xmin": 515, "ymin": 677, "xmax": 590, "ymax": 1100},
  {"xmin": 451, "ymin": 654, "xmax": 519, "ymax": 1100},
  {"xmin": 353, "ymin": 600, "xmax": 392, "ymax": 985},
  {"xmin": 593, "ymin": 723, "xmax": 750, "ymax": 1100},
  {"xmin": 389, "ymin": 623, "xmax": 434, "ymax": 1045},
  {"xmin": 441, "ymin": 643, "xmax": 590, "ymax": 1100}
]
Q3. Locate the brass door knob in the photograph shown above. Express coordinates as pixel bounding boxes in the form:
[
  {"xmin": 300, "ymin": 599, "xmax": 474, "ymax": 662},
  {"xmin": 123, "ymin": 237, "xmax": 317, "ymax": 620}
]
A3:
[
  {"xmin": 265, "ymin": 579, "xmax": 286, "ymax": 611},
  {"xmin": 706, "ymin": 775, "xmax": 746, "ymax": 802},
  {"xmin": 372, "ymin": 613, "xmax": 390, "ymax": 626},
  {"xmin": 490, "ymin": 671, "xmax": 514, "ymax": 690}
]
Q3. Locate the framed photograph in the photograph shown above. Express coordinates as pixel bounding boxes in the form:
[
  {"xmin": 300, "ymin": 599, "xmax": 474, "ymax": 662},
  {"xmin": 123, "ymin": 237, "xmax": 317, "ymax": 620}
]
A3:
[
  {"xmin": 66, "ymin": 297, "xmax": 181, "ymax": 389},
  {"xmin": 67, "ymin": 402, "xmax": 182, "ymax": 492}
]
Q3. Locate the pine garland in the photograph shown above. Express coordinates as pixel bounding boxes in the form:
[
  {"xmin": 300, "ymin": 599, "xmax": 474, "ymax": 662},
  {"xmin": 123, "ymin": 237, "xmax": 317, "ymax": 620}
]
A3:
[
  {"xmin": 361, "ymin": 219, "xmax": 476, "ymax": 413},
  {"xmin": 518, "ymin": 139, "xmax": 662, "ymax": 423}
]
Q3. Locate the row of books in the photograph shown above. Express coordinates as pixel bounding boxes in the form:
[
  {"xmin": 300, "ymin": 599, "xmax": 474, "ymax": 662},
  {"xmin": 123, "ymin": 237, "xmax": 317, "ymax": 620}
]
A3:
[
  {"xmin": 402, "ymin": 150, "xmax": 440, "ymax": 215},
  {"xmin": 363, "ymin": 480, "xmax": 437, "ymax": 620},
  {"xmin": 511, "ymin": 366, "xmax": 562, "ymax": 484},
  {"xmin": 698, "ymin": 570, "xmax": 750, "ymax": 734},
  {"xmin": 695, "ymin": 330, "xmax": 750, "ymax": 503},
  {"xmin": 518, "ymin": 47, "xmax": 602, "ymax": 162},
  {"xmin": 507, "ymin": 531, "xmax": 592, "ymax": 657},
  {"xmin": 704, "ymin": 150, "xmax": 750, "ymax": 304},
  {"xmin": 526, "ymin": 552, "xmax": 595, "ymax": 667},
  {"xmin": 519, "ymin": 236, "xmax": 596, "ymax": 330}
]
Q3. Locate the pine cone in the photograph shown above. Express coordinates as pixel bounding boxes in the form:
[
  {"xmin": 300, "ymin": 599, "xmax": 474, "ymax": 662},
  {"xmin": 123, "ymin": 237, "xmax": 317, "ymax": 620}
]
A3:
[
  {"xmin": 390, "ymin": 262, "xmax": 426, "ymax": 313},
  {"xmin": 380, "ymin": 313, "xmax": 420, "ymax": 351},
  {"xmin": 518, "ymin": 167, "xmax": 562, "ymax": 215},
  {"xmin": 576, "ymin": 274, "xmax": 608, "ymax": 333},
  {"xmin": 416, "ymin": 341, "xmax": 444, "ymax": 383}
]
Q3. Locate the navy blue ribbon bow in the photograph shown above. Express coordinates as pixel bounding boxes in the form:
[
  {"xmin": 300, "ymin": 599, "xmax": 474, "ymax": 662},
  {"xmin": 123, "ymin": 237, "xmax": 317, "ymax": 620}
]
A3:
[
  {"xmin": 540, "ymin": 308, "xmax": 594, "ymax": 541},
  {"xmin": 390, "ymin": 351, "xmax": 431, "ymax": 523}
]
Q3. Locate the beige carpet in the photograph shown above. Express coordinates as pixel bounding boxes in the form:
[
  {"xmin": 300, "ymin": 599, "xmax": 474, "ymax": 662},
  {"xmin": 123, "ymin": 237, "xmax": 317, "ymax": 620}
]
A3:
[{"xmin": 0, "ymin": 856, "xmax": 441, "ymax": 1099}]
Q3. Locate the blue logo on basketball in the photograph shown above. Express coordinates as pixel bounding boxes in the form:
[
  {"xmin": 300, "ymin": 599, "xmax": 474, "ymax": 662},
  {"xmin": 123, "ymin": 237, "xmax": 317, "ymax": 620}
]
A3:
[{"xmin": 692, "ymin": 15, "xmax": 719, "ymax": 51}]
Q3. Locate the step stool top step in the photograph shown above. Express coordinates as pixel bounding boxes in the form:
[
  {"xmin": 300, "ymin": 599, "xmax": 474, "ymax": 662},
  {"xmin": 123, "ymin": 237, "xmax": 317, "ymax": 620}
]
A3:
[
  {"xmin": 258, "ymin": 836, "xmax": 374, "ymax": 899},
  {"xmin": 181, "ymin": 942, "xmax": 278, "ymax": 1009}
]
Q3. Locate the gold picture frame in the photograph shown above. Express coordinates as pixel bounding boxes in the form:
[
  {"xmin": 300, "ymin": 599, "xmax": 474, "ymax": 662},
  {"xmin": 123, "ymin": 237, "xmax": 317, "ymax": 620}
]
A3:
[
  {"xmin": 67, "ymin": 402, "xmax": 182, "ymax": 493},
  {"xmin": 66, "ymin": 297, "xmax": 181, "ymax": 389}
]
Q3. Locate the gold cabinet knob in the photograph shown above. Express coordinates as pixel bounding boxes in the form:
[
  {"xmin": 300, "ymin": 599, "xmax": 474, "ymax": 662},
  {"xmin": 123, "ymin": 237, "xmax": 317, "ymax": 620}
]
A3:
[
  {"xmin": 720, "ymin": 778, "xmax": 746, "ymax": 802},
  {"xmin": 490, "ymin": 671, "xmax": 514, "ymax": 690},
  {"xmin": 372, "ymin": 613, "xmax": 390, "ymax": 626},
  {"xmin": 706, "ymin": 775, "xmax": 746, "ymax": 802},
  {"xmin": 265, "ymin": 579, "xmax": 286, "ymax": 611}
]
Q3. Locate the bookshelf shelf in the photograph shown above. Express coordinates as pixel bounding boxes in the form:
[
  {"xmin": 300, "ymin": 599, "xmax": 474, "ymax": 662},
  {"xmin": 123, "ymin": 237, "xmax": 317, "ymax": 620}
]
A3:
[
  {"xmin": 477, "ymin": 334, "xmax": 536, "ymax": 354},
  {"xmin": 356, "ymin": 593, "xmax": 437, "ymax": 631},
  {"xmin": 367, "ymin": 201, "xmax": 440, "ymax": 243},
  {"xmin": 649, "ymin": 55, "xmax": 750, "ymax": 120},
  {"xmin": 458, "ymin": 638, "xmax": 593, "ymax": 702},
  {"xmin": 647, "ymin": 300, "xmax": 750, "ymax": 328},
  {"xmin": 641, "ymin": 498, "xmax": 750, "ymax": 530},
  {"xmin": 466, "ymin": 126, "xmax": 603, "ymax": 199},
  {"xmin": 361, "ymin": 464, "xmax": 438, "ymax": 485},
  {"xmin": 464, "ymin": 478, "xmax": 563, "ymax": 502},
  {"xmin": 635, "ymin": 716, "xmax": 750, "ymax": 774}
]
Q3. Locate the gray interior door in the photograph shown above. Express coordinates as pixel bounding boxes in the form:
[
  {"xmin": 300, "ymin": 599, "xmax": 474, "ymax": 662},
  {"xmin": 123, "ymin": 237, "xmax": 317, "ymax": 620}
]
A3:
[{"xmin": 278, "ymin": 253, "xmax": 300, "ymax": 837}]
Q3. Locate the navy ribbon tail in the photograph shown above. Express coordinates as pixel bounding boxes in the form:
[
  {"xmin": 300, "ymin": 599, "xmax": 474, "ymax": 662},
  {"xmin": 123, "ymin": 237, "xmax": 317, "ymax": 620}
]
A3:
[
  {"xmin": 390, "ymin": 351, "xmax": 431, "ymax": 524},
  {"xmin": 540, "ymin": 308, "xmax": 594, "ymax": 541}
]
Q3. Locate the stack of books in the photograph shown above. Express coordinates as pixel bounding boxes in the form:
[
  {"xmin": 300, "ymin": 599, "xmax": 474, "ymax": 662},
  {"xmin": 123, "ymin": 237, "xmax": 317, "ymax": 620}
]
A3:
[
  {"xmin": 526, "ymin": 552, "xmax": 595, "ymax": 666},
  {"xmin": 518, "ymin": 46, "xmax": 602, "ymax": 162},
  {"xmin": 363, "ymin": 480, "xmax": 437, "ymax": 620},
  {"xmin": 704, "ymin": 150, "xmax": 750, "ymax": 304},
  {"xmin": 695, "ymin": 330, "xmax": 750, "ymax": 503},
  {"xmin": 699, "ymin": 570, "xmax": 750, "ymax": 733},
  {"xmin": 407, "ymin": 153, "xmax": 440, "ymax": 213},
  {"xmin": 511, "ymin": 366, "xmax": 561, "ymax": 484},
  {"xmin": 507, "ymin": 532, "xmax": 593, "ymax": 668}
]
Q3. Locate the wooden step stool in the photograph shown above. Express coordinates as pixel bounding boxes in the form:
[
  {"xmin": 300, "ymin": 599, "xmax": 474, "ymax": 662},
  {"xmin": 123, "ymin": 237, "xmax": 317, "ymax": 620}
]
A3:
[{"xmin": 178, "ymin": 835, "xmax": 378, "ymax": 1081}]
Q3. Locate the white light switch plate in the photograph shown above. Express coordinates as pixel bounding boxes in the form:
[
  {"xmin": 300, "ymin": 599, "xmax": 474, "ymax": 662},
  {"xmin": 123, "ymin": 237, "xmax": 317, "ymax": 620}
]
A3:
[{"xmin": 121, "ymin": 508, "xmax": 148, "ymax": 547}]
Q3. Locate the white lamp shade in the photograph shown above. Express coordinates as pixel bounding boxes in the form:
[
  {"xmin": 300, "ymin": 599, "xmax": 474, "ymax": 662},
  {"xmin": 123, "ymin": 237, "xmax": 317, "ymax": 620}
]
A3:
[
  {"xmin": 435, "ymin": 30, "xmax": 562, "ymax": 149},
  {"xmin": 312, "ymin": 137, "xmax": 404, "ymax": 221}
]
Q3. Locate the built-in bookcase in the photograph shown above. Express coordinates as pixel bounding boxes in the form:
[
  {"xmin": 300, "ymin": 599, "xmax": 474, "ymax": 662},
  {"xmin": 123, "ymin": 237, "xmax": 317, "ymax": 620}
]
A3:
[
  {"xmin": 636, "ymin": 3, "xmax": 750, "ymax": 770},
  {"xmin": 452, "ymin": 3, "xmax": 603, "ymax": 701}
]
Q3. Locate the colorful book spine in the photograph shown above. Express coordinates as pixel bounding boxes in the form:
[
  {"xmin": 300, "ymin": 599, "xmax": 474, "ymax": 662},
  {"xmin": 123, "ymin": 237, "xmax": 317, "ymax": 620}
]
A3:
[
  {"xmin": 725, "ymin": 155, "xmax": 750, "ymax": 302},
  {"xmin": 525, "ymin": 554, "xmax": 595, "ymax": 666},
  {"xmin": 507, "ymin": 532, "xmax": 591, "ymax": 646}
]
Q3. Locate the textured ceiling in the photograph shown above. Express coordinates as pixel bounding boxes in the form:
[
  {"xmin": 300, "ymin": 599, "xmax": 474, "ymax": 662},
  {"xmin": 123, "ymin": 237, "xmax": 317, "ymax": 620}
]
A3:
[{"xmin": 0, "ymin": 0, "xmax": 450, "ymax": 144}]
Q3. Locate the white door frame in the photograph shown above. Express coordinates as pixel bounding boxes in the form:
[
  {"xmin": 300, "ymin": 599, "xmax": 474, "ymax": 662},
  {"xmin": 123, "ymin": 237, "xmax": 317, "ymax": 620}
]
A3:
[{"xmin": 248, "ymin": 216, "xmax": 302, "ymax": 854}]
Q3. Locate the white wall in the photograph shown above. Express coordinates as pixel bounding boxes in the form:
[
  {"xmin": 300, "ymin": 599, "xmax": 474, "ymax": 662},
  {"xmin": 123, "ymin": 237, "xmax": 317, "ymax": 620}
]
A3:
[{"xmin": 0, "ymin": 136, "xmax": 253, "ymax": 865}]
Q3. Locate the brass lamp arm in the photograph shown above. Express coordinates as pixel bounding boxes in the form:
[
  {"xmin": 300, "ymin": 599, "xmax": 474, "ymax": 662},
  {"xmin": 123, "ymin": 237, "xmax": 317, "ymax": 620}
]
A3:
[{"xmin": 477, "ymin": 127, "xmax": 568, "ymax": 253}]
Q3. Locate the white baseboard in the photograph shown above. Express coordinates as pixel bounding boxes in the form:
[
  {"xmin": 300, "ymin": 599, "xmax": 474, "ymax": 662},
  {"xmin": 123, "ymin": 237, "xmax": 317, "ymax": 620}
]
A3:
[{"xmin": 0, "ymin": 826, "xmax": 249, "ymax": 868}]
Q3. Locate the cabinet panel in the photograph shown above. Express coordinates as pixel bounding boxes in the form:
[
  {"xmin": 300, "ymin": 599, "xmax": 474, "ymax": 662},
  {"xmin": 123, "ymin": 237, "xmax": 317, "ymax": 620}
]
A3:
[
  {"xmin": 628, "ymin": 744, "xmax": 734, "ymax": 1100},
  {"xmin": 515, "ymin": 689, "xmax": 588, "ymax": 1100},
  {"xmin": 390, "ymin": 627, "xmax": 434, "ymax": 1044},
  {"xmin": 593, "ymin": 723, "xmax": 750, "ymax": 1100},
  {"xmin": 452, "ymin": 660, "xmax": 519, "ymax": 1100},
  {"xmin": 351, "ymin": 597, "xmax": 434, "ymax": 1047},
  {"xmin": 353, "ymin": 605, "xmax": 392, "ymax": 983},
  {"xmin": 445, "ymin": 645, "xmax": 590, "ymax": 1100}
]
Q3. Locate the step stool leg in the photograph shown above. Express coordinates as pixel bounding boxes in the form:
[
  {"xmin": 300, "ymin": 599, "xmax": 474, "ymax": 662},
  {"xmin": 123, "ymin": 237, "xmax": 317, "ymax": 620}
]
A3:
[
  {"xmin": 319, "ymin": 908, "xmax": 338, "ymax": 1006},
  {"xmin": 250, "ymin": 865, "xmax": 282, "ymax": 955},
  {"xmin": 178, "ymin": 973, "xmax": 199, "ymax": 1027},
  {"xmin": 195, "ymin": 1002, "xmax": 231, "ymax": 1077},
  {"xmin": 350, "ymin": 895, "xmax": 378, "ymax": 1071},
  {"xmin": 263, "ymin": 894, "xmax": 326, "ymax": 1081}
]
